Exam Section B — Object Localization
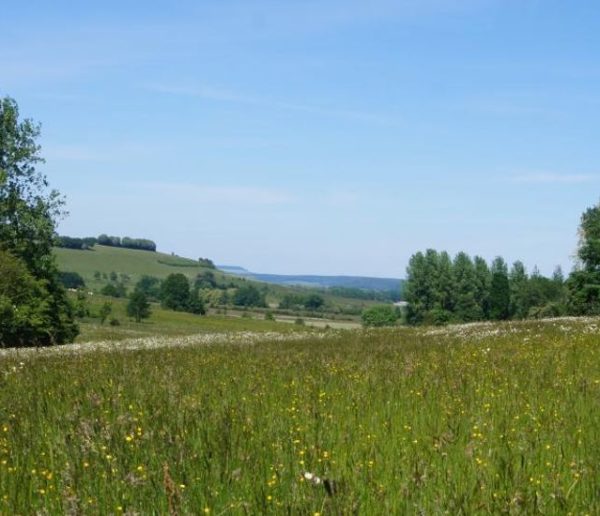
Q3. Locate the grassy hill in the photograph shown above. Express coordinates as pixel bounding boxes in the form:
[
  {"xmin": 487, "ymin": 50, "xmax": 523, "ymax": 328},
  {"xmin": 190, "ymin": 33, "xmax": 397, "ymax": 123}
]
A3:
[
  {"xmin": 54, "ymin": 245, "xmax": 227, "ymax": 290},
  {"xmin": 53, "ymin": 246, "xmax": 381, "ymax": 315}
]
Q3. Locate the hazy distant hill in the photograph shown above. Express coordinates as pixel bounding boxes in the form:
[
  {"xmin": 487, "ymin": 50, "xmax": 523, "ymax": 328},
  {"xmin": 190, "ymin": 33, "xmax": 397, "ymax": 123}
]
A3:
[{"xmin": 217, "ymin": 266, "xmax": 403, "ymax": 292}]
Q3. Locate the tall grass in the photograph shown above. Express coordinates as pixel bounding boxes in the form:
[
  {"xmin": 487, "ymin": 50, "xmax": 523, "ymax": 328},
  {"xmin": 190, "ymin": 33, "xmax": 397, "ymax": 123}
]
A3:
[{"xmin": 1, "ymin": 319, "xmax": 599, "ymax": 513}]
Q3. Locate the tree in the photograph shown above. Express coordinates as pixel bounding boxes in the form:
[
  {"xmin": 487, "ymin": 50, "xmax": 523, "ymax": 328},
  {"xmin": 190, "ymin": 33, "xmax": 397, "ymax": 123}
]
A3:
[
  {"xmin": 509, "ymin": 261, "xmax": 529, "ymax": 319},
  {"xmin": 135, "ymin": 275, "xmax": 161, "ymax": 300},
  {"xmin": 489, "ymin": 257, "xmax": 510, "ymax": 320},
  {"xmin": 304, "ymin": 293, "xmax": 325, "ymax": 310},
  {"xmin": 99, "ymin": 301, "xmax": 112, "ymax": 324},
  {"xmin": 233, "ymin": 284, "xmax": 265, "ymax": 307},
  {"xmin": 404, "ymin": 251, "xmax": 429, "ymax": 324},
  {"xmin": 473, "ymin": 256, "xmax": 491, "ymax": 318},
  {"xmin": 186, "ymin": 287, "xmax": 206, "ymax": 315},
  {"xmin": 567, "ymin": 202, "xmax": 600, "ymax": 314},
  {"xmin": 0, "ymin": 96, "xmax": 78, "ymax": 346},
  {"xmin": 453, "ymin": 252, "xmax": 481, "ymax": 322},
  {"xmin": 127, "ymin": 291, "xmax": 151, "ymax": 322},
  {"xmin": 361, "ymin": 305, "xmax": 399, "ymax": 327},
  {"xmin": 160, "ymin": 273, "xmax": 191, "ymax": 311}
]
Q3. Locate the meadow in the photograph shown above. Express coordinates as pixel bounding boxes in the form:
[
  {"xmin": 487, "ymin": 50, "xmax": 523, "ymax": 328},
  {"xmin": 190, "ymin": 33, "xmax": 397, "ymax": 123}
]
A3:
[{"xmin": 1, "ymin": 318, "xmax": 599, "ymax": 514}]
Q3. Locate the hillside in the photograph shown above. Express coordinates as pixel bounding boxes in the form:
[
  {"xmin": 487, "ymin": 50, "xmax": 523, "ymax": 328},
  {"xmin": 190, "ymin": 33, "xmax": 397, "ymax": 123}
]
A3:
[
  {"xmin": 218, "ymin": 265, "xmax": 404, "ymax": 293},
  {"xmin": 54, "ymin": 245, "xmax": 224, "ymax": 290},
  {"xmin": 53, "ymin": 246, "xmax": 385, "ymax": 313}
]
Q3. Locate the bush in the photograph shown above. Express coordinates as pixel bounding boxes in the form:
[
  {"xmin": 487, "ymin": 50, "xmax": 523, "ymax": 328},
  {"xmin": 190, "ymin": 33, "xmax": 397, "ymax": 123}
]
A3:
[
  {"xmin": 0, "ymin": 250, "xmax": 74, "ymax": 347},
  {"xmin": 233, "ymin": 284, "xmax": 266, "ymax": 307},
  {"xmin": 361, "ymin": 305, "xmax": 399, "ymax": 327},
  {"xmin": 101, "ymin": 283, "xmax": 127, "ymax": 298},
  {"xmin": 59, "ymin": 271, "xmax": 86, "ymax": 289}
]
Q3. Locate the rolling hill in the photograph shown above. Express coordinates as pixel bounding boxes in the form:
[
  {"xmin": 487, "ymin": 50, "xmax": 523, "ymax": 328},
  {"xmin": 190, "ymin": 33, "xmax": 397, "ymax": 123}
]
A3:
[{"xmin": 218, "ymin": 265, "xmax": 403, "ymax": 292}]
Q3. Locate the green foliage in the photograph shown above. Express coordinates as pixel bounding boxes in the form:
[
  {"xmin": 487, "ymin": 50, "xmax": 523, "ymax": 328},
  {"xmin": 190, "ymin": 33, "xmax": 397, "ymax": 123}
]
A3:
[
  {"xmin": 100, "ymin": 283, "xmax": 127, "ymax": 298},
  {"xmin": 361, "ymin": 304, "xmax": 398, "ymax": 327},
  {"xmin": 98, "ymin": 234, "xmax": 156, "ymax": 251},
  {"xmin": 567, "ymin": 202, "xmax": 600, "ymax": 314},
  {"xmin": 487, "ymin": 257, "xmax": 510, "ymax": 321},
  {"xmin": 567, "ymin": 270, "xmax": 600, "ymax": 315},
  {"xmin": 99, "ymin": 301, "xmax": 112, "ymax": 324},
  {"xmin": 577, "ymin": 202, "xmax": 600, "ymax": 271},
  {"xmin": 187, "ymin": 288, "xmax": 206, "ymax": 315},
  {"xmin": 126, "ymin": 291, "xmax": 152, "ymax": 322},
  {"xmin": 279, "ymin": 293, "xmax": 324, "ymax": 311},
  {"xmin": 452, "ymin": 252, "xmax": 481, "ymax": 322},
  {"xmin": 198, "ymin": 257, "xmax": 215, "ymax": 269},
  {"xmin": 0, "ymin": 250, "xmax": 53, "ymax": 347},
  {"xmin": 160, "ymin": 273, "xmax": 190, "ymax": 311},
  {"xmin": 134, "ymin": 275, "xmax": 161, "ymax": 301},
  {"xmin": 0, "ymin": 96, "xmax": 78, "ymax": 346},
  {"xmin": 405, "ymin": 249, "xmax": 567, "ymax": 325},
  {"xmin": 58, "ymin": 271, "xmax": 86, "ymax": 289},
  {"xmin": 233, "ymin": 284, "xmax": 266, "ymax": 307},
  {"xmin": 195, "ymin": 271, "xmax": 217, "ymax": 289}
]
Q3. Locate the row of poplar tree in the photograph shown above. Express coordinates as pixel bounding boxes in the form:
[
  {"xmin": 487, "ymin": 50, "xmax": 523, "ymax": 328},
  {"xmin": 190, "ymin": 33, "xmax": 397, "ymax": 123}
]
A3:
[
  {"xmin": 404, "ymin": 202, "xmax": 600, "ymax": 324},
  {"xmin": 404, "ymin": 252, "xmax": 565, "ymax": 324}
]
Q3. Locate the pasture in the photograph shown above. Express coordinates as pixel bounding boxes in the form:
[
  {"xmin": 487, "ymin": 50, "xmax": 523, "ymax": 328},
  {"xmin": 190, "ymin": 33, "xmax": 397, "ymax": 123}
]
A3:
[{"xmin": 1, "ymin": 318, "xmax": 599, "ymax": 514}]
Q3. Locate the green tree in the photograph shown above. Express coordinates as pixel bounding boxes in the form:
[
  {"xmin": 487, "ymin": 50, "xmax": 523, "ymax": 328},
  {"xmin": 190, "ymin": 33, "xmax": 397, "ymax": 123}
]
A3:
[
  {"xmin": 99, "ymin": 301, "xmax": 112, "ymax": 324},
  {"xmin": 509, "ymin": 261, "xmax": 529, "ymax": 319},
  {"xmin": 453, "ymin": 252, "xmax": 482, "ymax": 322},
  {"xmin": 568, "ymin": 202, "xmax": 600, "ymax": 314},
  {"xmin": 304, "ymin": 293, "xmax": 325, "ymax": 310},
  {"xmin": 361, "ymin": 305, "xmax": 399, "ymax": 327},
  {"xmin": 404, "ymin": 251, "xmax": 429, "ymax": 324},
  {"xmin": 134, "ymin": 275, "xmax": 161, "ymax": 300},
  {"xmin": 233, "ymin": 284, "xmax": 265, "ymax": 307},
  {"xmin": 160, "ymin": 273, "xmax": 191, "ymax": 311},
  {"xmin": 489, "ymin": 257, "xmax": 510, "ymax": 320},
  {"xmin": 0, "ymin": 96, "xmax": 77, "ymax": 346},
  {"xmin": 187, "ymin": 287, "xmax": 206, "ymax": 315},
  {"xmin": 436, "ymin": 251, "xmax": 456, "ymax": 314},
  {"xmin": 0, "ymin": 250, "xmax": 56, "ymax": 347},
  {"xmin": 127, "ymin": 291, "xmax": 151, "ymax": 322},
  {"xmin": 473, "ymin": 256, "xmax": 491, "ymax": 318}
]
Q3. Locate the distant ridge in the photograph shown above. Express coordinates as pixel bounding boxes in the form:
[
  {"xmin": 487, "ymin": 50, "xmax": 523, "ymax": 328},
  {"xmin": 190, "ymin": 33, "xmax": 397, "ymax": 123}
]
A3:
[{"xmin": 217, "ymin": 266, "xmax": 403, "ymax": 292}]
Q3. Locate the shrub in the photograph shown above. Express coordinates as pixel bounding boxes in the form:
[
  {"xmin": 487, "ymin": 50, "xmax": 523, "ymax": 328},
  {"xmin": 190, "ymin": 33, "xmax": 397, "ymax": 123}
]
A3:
[{"xmin": 361, "ymin": 305, "xmax": 399, "ymax": 327}]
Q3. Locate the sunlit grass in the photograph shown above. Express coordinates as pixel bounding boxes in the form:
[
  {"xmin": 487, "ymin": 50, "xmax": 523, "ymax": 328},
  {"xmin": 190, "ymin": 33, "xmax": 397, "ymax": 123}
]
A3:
[{"xmin": 1, "ymin": 318, "xmax": 599, "ymax": 513}]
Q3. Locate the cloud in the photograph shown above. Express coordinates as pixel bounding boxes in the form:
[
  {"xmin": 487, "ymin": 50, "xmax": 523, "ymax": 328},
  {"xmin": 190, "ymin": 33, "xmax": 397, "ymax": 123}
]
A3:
[
  {"xmin": 146, "ymin": 83, "xmax": 401, "ymax": 126},
  {"xmin": 510, "ymin": 173, "xmax": 597, "ymax": 184}
]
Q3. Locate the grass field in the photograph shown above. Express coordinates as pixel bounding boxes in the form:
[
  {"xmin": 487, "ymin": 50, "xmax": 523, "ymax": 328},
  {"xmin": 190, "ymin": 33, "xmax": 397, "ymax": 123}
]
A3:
[
  {"xmin": 54, "ymin": 246, "xmax": 220, "ymax": 291},
  {"xmin": 1, "ymin": 318, "xmax": 599, "ymax": 514}
]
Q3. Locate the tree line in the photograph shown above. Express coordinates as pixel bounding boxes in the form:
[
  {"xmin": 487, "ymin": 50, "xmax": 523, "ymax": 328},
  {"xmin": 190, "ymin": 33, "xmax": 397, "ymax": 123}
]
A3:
[
  {"xmin": 404, "ymin": 251, "xmax": 566, "ymax": 325},
  {"xmin": 56, "ymin": 234, "xmax": 157, "ymax": 252},
  {"xmin": 403, "ymin": 205, "xmax": 600, "ymax": 325}
]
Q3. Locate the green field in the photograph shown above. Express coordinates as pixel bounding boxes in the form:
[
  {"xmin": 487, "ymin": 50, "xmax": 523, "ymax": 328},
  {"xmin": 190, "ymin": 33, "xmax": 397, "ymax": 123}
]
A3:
[
  {"xmin": 1, "ymin": 318, "xmax": 599, "ymax": 513},
  {"xmin": 54, "ymin": 246, "xmax": 221, "ymax": 290}
]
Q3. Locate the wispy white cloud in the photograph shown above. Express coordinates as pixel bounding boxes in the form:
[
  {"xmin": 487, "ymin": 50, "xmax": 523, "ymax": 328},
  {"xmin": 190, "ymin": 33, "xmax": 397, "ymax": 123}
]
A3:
[
  {"xmin": 146, "ymin": 83, "xmax": 401, "ymax": 126},
  {"xmin": 510, "ymin": 172, "xmax": 597, "ymax": 184}
]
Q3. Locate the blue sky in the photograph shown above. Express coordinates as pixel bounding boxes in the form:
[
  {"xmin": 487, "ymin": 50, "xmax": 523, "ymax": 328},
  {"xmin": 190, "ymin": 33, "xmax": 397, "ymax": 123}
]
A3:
[{"xmin": 2, "ymin": 0, "xmax": 599, "ymax": 277}]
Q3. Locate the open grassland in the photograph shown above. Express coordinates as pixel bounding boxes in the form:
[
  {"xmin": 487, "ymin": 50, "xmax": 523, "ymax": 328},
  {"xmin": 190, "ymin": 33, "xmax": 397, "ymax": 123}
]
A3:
[
  {"xmin": 54, "ymin": 246, "xmax": 219, "ymax": 290},
  {"xmin": 75, "ymin": 294, "xmax": 302, "ymax": 342},
  {"xmin": 1, "ymin": 319, "xmax": 599, "ymax": 514}
]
